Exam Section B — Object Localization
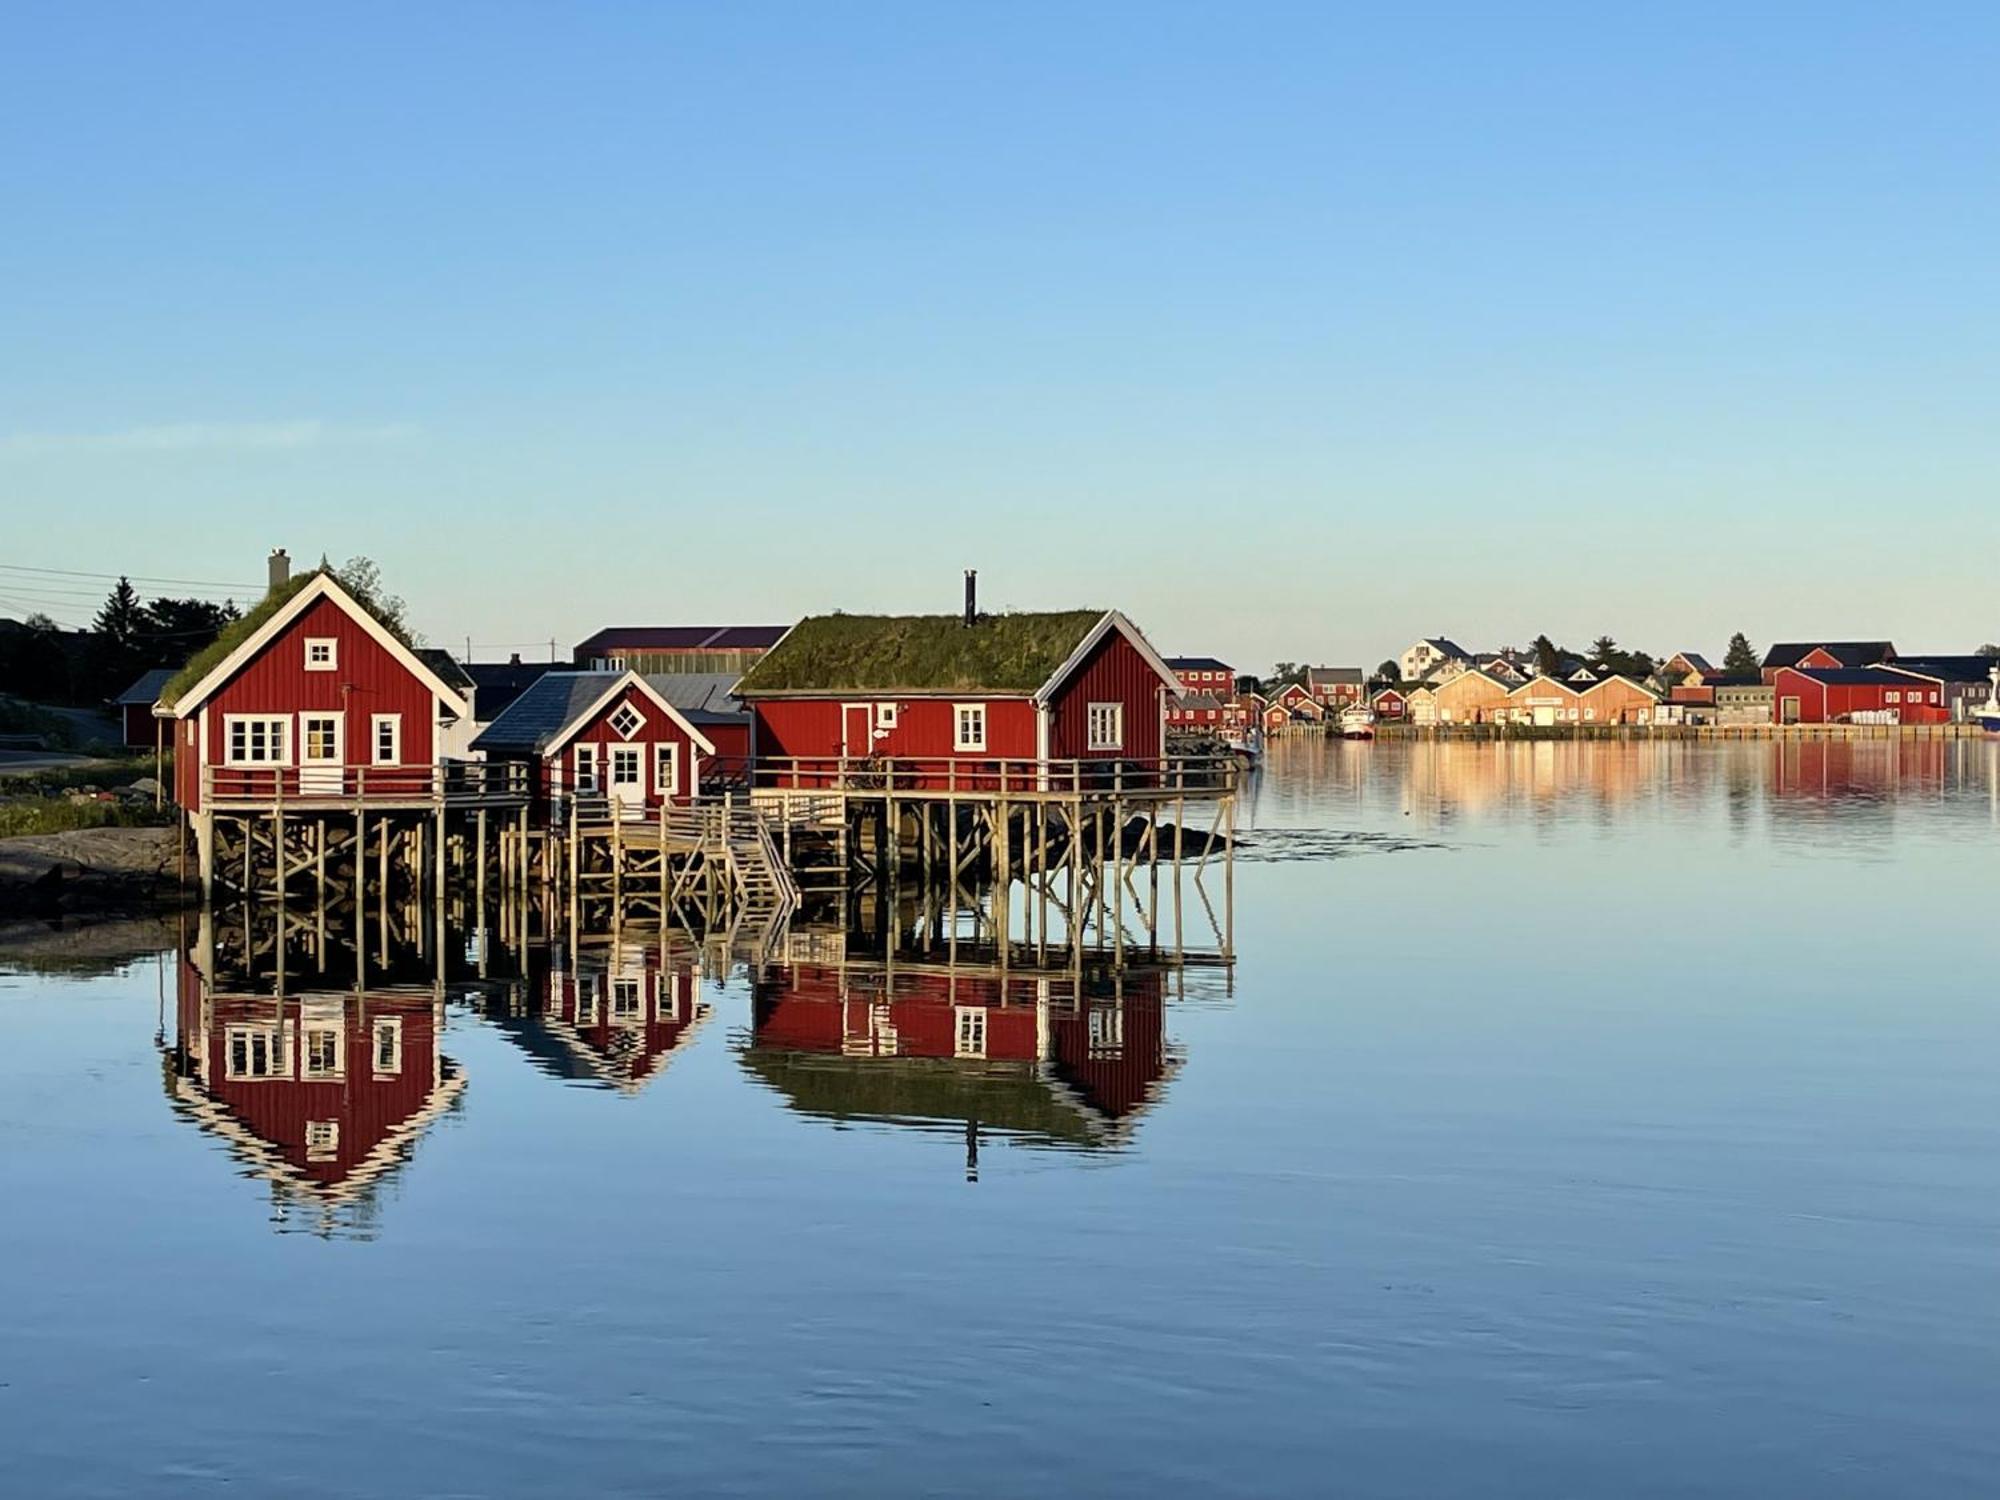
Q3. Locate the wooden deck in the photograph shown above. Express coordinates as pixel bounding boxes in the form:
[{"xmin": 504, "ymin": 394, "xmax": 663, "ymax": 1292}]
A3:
[
  {"xmin": 202, "ymin": 762, "xmax": 532, "ymax": 811},
  {"xmin": 751, "ymin": 753, "xmax": 1242, "ymax": 803}
]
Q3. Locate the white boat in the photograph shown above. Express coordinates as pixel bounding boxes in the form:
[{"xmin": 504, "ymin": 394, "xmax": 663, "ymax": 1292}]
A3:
[
  {"xmin": 1338, "ymin": 706, "xmax": 1376, "ymax": 740},
  {"xmin": 1974, "ymin": 666, "xmax": 2000, "ymax": 734}
]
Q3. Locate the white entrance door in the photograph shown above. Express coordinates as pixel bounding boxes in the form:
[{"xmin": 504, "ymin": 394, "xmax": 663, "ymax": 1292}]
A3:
[
  {"xmin": 1532, "ymin": 704, "xmax": 1557, "ymax": 727},
  {"xmin": 609, "ymin": 745, "xmax": 645, "ymax": 818},
  {"xmin": 299, "ymin": 714, "xmax": 344, "ymax": 795}
]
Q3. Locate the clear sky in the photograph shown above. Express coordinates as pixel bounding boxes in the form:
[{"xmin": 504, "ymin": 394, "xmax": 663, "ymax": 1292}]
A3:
[{"xmin": 4, "ymin": 3, "xmax": 1995, "ymax": 670}]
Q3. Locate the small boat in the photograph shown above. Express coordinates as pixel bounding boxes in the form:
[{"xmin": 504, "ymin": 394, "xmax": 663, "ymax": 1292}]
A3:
[
  {"xmin": 1974, "ymin": 666, "xmax": 2000, "ymax": 734},
  {"xmin": 1338, "ymin": 706, "xmax": 1376, "ymax": 740},
  {"xmin": 1224, "ymin": 728, "xmax": 1263, "ymax": 763}
]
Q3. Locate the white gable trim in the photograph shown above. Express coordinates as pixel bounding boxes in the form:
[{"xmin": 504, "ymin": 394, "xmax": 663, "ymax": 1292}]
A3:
[
  {"xmin": 168, "ymin": 573, "xmax": 471, "ymax": 722},
  {"xmin": 541, "ymin": 671, "xmax": 718, "ymax": 759},
  {"xmin": 1033, "ymin": 611, "xmax": 1181, "ymax": 704}
]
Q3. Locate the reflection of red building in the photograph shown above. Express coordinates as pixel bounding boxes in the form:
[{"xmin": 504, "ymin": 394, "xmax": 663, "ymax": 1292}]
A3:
[
  {"xmin": 532, "ymin": 947, "xmax": 709, "ymax": 1092},
  {"xmin": 165, "ymin": 962, "xmax": 463, "ymax": 1222},
  {"xmin": 743, "ymin": 961, "xmax": 1178, "ymax": 1151}
]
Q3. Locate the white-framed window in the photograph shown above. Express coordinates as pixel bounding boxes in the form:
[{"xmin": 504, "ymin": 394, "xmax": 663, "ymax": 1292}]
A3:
[
  {"xmin": 304, "ymin": 637, "xmax": 337, "ymax": 671},
  {"xmin": 372, "ymin": 1016, "xmax": 402, "ymax": 1076},
  {"xmin": 954, "ymin": 1006, "xmax": 988, "ymax": 1059},
  {"xmin": 1086, "ymin": 701, "xmax": 1124, "ymax": 751},
  {"xmin": 301, "ymin": 714, "xmax": 340, "ymax": 761},
  {"xmin": 611, "ymin": 978, "xmax": 642, "ymax": 1023},
  {"xmin": 608, "ymin": 701, "xmax": 644, "ymax": 740},
  {"xmin": 303, "ymin": 1026, "xmax": 344, "ymax": 1080},
  {"xmin": 574, "ymin": 743, "xmax": 600, "ymax": 792},
  {"xmin": 305, "ymin": 1120, "xmax": 339, "ymax": 1161},
  {"xmin": 1885, "ymin": 690, "xmax": 1901, "ymax": 703},
  {"xmin": 372, "ymin": 714, "xmax": 401, "ymax": 765},
  {"xmin": 876, "ymin": 702, "xmax": 898, "ymax": 731},
  {"xmin": 225, "ymin": 1024, "xmax": 287, "ymax": 1080},
  {"xmin": 656, "ymin": 981, "xmax": 682, "ymax": 1024},
  {"xmin": 576, "ymin": 976, "xmax": 600, "ymax": 1026},
  {"xmin": 224, "ymin": 715, "xmax": 289, "ymax": 765},
  {"xmin": 954, "ymin": 703, "xmax": 987, "ymax": 752},
  {"xmin": 1088, "ymin": 1006, "xmax": 1125, "ymax": 1058},
  {"xmin": 655, "ymin": 742, "xmax": 680, "ymax": 796}
]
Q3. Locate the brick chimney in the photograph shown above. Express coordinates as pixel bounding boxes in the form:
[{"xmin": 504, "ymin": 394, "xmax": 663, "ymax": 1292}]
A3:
[{"xmin": 267, "ymin": 547, "xmax": 290, "ymax": 593}]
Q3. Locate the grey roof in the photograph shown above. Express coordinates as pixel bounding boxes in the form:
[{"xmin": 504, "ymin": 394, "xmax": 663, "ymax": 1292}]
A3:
[
  {"xmin": 1306, "ymin": 666, "xmax": 1364, "ymax": 687},
  {"xmin": 1165, "ymin": 656, "xmax": 1232, "ymax": 673},
  {"xmin": 114, "ymin": 667, "xmax": 176, "ymax": 706},
  {"xmin": 415, "ymin": 648, "xmax": 475, "ymax": 694},
  {"xmin": 1175, "ymin": 692, "xmax": 1224, "ymax": 710},
  {"xmin": 1421, "ymin": 637, "xmax": 1472, "ymax": 659},
  {"xmin": 463, "ymin": 660, "xmax": 555, "ymax": 722},
  {"xmin": 472, "ymin": 671, "xmax": 745, "ymax": 756},
  {"xmin": 574, "ymin": 624, "xmax": 788, "ymax": 655},
  {"xmin": 1887, "ymin": 657, "xmax": 1998, "ymax": 684}
]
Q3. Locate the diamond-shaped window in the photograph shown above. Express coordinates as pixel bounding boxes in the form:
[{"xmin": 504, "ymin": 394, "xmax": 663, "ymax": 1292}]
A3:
[{"xmin": 608, "ymin": 702, "xmax": 645, "ymax": 740}]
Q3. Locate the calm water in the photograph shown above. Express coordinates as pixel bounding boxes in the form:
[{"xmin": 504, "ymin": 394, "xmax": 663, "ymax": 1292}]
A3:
[{"xmin": 3, "ymin": 739, "xmax": 1997, "ymax": 1498}]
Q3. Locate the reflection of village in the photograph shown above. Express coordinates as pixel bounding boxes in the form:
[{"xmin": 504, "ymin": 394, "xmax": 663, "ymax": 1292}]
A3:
[
  {"xmin": 1249, "ymin": 731, "xmax": 2000, "ymax": 828},
  {"xmin": 163, "ymin": 854, "xmax": 1232, "ymax": 1229}
]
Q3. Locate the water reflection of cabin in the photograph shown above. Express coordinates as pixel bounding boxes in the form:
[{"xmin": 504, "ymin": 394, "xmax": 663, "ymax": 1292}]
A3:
[
  {"xmin": 505, "ymin": 944, "xmax": 710, "ymax": 1092},
  {"xmin": 742, "ymin": 960, "xmax": 1180, "ymax": 1151},
  {"xmin": 164, "ymin": 959, "xmax": 463, "ymax": 1226}
]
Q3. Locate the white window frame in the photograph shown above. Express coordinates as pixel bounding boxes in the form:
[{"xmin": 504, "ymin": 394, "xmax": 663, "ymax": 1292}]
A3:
[
  {"xmin": 655, "ymin": 741, "xmax": 680, "ymax": 797},
  {"xmin": 608, "ymin": 700, "xmax": 645, "ymax": 740},
  {"xmin": 953, "ymin": 703, "xmax": 987, "ymax": 753},
  {"xmin": 574, "ymin": 742, "xmax": 600, "ymax": 793},
  {"xmin": 954, "ymin": 1005, "xmax": 988, "ymax": 1059},
  {"xmin": 302, "ymin": 1025, "xmax": 344, "ymax": 1081},
  {"xmin": 610, "ymin": 977, "xmax": 643, "ymax": 1024},
  {"xmin": 875, "ymin": 702, "xmax": 898, "ymax": 731},
  {"xmin": 305, "ymin": 1119, "xmax": 339, "ymax": 1161},
  {"xmin": 225, "ymin": 1024, "xmax": 288, "ymax": 1080},
  {"xmin": 371, "ymin": 714, "xmax": 401, "ymax": 765},
  {"xmin": 576, "ymin": 976, "xmax": 600, "ymax": 1027},
  {"xmin": 372, "ymin": 1016, "xmax": 403, "ymax": 1076},
  {"xmin": 1086, "ymin": 701, "xmax": 1124, "ymax": 751},
  {"xmin": 300, "ymin": 712, "xmax": 341, "ymax": 763},
  {"xmin": 304, "ymin": 637, "xmax": 338, "ymax": 672},
  {"xmin": 224, "ymin": 714, "xmax": 291, "ymax": 766}
]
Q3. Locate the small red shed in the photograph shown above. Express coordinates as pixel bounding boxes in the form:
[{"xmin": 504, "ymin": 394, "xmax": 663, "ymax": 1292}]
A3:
[
  {"xmin": 736, "ymin": 608, "xmax": 1182, "ymax": 791},
  {"xmin": 113, "ymin": 667, "xmax": 175, "ymax": 749},
  {"xmin": 159, "ymin": 571, "xmax": 472, "ymax": 813},
  {"xmin": 471, "ymin": 669, "xmax": 737, "ymax": 818}
]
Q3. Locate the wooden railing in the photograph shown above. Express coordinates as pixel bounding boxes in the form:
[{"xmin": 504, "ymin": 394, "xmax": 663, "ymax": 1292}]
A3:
[
  {"xmin": 203, "ymin": 760, "xmax": 532, "ymax": 807},
  {"xmin": 751, "ymin": 754, "xmax": 1241, "ymax": 797}
]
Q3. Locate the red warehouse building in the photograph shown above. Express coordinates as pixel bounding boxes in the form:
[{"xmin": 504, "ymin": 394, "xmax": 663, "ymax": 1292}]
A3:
[
  {"xmin": 1759, "ymin": 641, "xmax": 1896, "ymax": 685},
  {"xmin": 736, "ymin": 606, "xmax": 1183, "ymax": 791},
  {"xmin": 471, "ymin": 669, "xmax": 749, "ymax": 819},
  {"xmin": 1772, "ymin": 666, "xmax": 1949, "ymax": 725},
  {"xmin": 159, "ymin": 569, "xmax": 473, "ymax": 814}
]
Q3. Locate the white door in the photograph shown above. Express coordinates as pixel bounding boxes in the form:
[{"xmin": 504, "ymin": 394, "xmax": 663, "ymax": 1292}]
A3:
[
  {"xmin": 609, "ymin": 745, "xmax": 645, "ymax": 818},
  {"xmin": 299, "ymin": 714, "xmax": 344, "ymax": 795},
  {"xmin": 1532, "ymin": 705, "xmax": 1556, "ymax": 727}
]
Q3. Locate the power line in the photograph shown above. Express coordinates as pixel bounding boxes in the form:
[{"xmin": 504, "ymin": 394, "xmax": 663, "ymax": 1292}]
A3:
[{"xmin": 0, "ymin": 562, "xmax": 262, "ymax": 592}]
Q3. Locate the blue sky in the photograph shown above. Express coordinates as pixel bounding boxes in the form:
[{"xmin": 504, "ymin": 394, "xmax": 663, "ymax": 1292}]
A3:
[{"xmin": 4, "ymin": 3, "xmax": 1995, "ymax": 669}]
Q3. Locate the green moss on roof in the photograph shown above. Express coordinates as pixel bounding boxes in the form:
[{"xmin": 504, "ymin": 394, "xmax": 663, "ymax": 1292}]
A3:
[
  {"xmin": 157, "ymin": 568, "xmax": 415, "ymax": 710},
  {"xmin": 736, "ymin": 610, "xmax": 1106, "ymax": 695}
]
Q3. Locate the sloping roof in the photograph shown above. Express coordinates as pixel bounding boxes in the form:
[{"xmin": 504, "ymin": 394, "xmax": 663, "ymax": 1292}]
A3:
[
  {"xmin": 1888, "ymin": 656, "xmax": 1997, "ymax": 683},
  {"xmin": 415, "ymin": 648, "xmax": 474, "ymax": 694},
  {"xmin": 1421, "ymin": 637, "xmax": 1471, "ymax": 658},
  {"xmin": 462, "ymin": 660, "xmax": 555, "ymax": 721},
  {"xmin": 1165, "ymin": 656, "xmax": 1232, "ymax": 672},
  {"xmin": 641, "ymin": 672, "xmax": 744, "ymax": 716},
  {"xmin": 734, "ymin": 610, "xmax": 1167, "ymax": 698},
  {"xmin": 1668, "ymin": 651, "xmax": 1716, "ymax": 673},
  {"xmin": 1781, "ymin": 666, "xmax": 1916, "ymax": 685},
  {"xmin": 114, "ymin": 667, "xmax": 176, "ymax": 706},
  {"xmin": 159, "ymin": 571, "xmax": 468, "ymax": 719},
  {"xmin": 471, "ymin": 670, "xmax": 729, "ymax": 756},
  {"xmin": 1175, "ymin": 692, "xmax": 1224, "ymax": 710},
  {"xmin": 574, "ymin": 625, "xmax": 788, "ymax": 655},
  {"xmin": 1306, "ymin": 666, "xmax": 1364, "ymax": 687},
  {"xmin": 1762, "ymin": 641, "xmax": 1896, "ymax": 670}
]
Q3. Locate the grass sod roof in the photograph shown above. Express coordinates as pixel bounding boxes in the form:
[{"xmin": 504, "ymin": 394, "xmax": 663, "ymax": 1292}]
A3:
[
  {"xmin": 156, "ymin": 568, "xmax": 418, "ymax": 711},
  {"xmin": 735, "ymin": 610, "xmax": 1108, "ymax": 696}
]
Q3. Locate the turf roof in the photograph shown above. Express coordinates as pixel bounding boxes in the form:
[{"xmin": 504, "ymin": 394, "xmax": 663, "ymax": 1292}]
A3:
[
  {"xmin": 157, "ymin": 568, "xmax": 417, "ymax": 710},
  {"xmin": 735, "ymin": 610, "xmax": 1107, "ymax": 695}
]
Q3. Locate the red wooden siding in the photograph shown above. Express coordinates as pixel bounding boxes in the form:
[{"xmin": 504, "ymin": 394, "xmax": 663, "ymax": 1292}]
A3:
[
  {"xmin": 1047, "ymin": 630, "xmax": 1166, "ymax": 761},
  {"xmin": 181, "ymin": 594, "xmax": 442, "ymax": 812},
  {"xmin": 547, "ymin": 683, "xmax": 704, "ymax": 806},
  {"xmin": 751, "ymin": 696, "xmax": 1040, "ymax": 774}
]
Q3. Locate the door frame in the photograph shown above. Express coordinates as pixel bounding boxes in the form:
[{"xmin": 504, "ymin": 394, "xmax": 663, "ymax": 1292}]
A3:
[
  {"xmin": 608, "ymin": 743, "xmax": 645, "ymax": 818},
  {"xmin": 298, "ymin": 712, "xmax": 344, "ymax": 795},
  {"xmin": 842, "ymin": 702, "xmax": 874, "ymax": 760}
]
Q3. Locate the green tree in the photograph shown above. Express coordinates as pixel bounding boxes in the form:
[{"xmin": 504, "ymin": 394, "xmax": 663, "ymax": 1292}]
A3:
[
  {"xmin": 1266, "ymin": 661, "xmax": 1307, "ymax": 689},
  {"xmin": 142, "ymin": 596, "xmax": 237, "ymax": 665},
  {"xmin": 1722, "ymin": 632, "xmax": 1760, "ymax": 675},
  {"xmin": 334, "ymin": 556, "xmax": 419, "ymax": 643},
  {"xmin": 1588, "ymin": 635, "xmax": 1620, "ymax": 670},
  {"xmin": 1978, "ymin": 643, "xmax": 2000, "ymax": 659},
  {"xmin": 86, "ymin": 577, "xmax": 149, "ymax": 698},
  {"xmin": 1375, "ymin": 659, "xmax": 1400, "ymax": 683},
  {"xmin": 1531, "ymin": 634, "xmax": 1563, "ymax": 676}
]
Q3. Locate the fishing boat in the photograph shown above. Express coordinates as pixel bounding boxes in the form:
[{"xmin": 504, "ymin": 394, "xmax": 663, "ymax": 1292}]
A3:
[
  {"xmin": 1338, "ymin": 705, "xmax": 1376, "ymax": 740},
  {"xmin": 1974, "ymin": 666, "xmax": 2000, "ymax": 734}
]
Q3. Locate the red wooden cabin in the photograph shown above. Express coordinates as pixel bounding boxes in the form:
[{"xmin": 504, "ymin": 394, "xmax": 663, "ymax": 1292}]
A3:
[
  {"xmin": 1772, "ymin": 666, "xmax": 1949, "ymax": 725},
  {"xmin": 471, "ymin": 669, "xmax": 743, "ymax": 819},
  {"xmin": 737, "ymin": 608, "xmax": 1184, "ymax": 792},
  {"xmin": 166, "ymin": 968, "xmax": 463, "ymax": 1213},
  {"xmin": 534, "ymin": 952, "xmax": 708, "ymax": 1092},
  {"xmin": 160, "ymin": 571, "xmax": 473, "ymax": 813},
  {"xmin": 1370, "ymin": 686, "xmax": 1406, "ymax": 721},
  {"xmin": 113, "ymin": 668, "xmax": 174, "ymax": 749}
]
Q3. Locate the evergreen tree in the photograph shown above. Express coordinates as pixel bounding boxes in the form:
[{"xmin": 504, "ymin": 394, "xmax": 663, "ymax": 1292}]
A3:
[
  {"xmin": 85, "ymin": 577, "xmax": 148, "ymax": 699},
  {"xmin": 1722, "ymin": 632, "xmax": 1760, "ymax": 676},
  {"xmin": 1588, "ymin": 634, "xmax": 1620, "ymax": 669},
  {"xmin": 1375, "ymin": 659, "xmax": 1400, "ymax": 683},
  {"xmin": 1531, "ymin": 634, "xmax": 1563, "ymax": 676}
]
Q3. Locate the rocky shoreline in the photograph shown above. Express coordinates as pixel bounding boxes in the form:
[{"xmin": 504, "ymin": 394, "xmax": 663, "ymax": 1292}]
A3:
[{"xmin": 0, "ymin": 825, "xmax": 193, "ymax": 923}]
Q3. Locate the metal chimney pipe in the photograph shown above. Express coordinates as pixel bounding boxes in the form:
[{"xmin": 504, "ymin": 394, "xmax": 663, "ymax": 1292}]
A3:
[
  {"xmin": 963, "ymin": 569, "xmax": 977, "ymax": 627},
  {"xmin": 268, "ymin": 547, "xmax": 290, "ymax": 593}
]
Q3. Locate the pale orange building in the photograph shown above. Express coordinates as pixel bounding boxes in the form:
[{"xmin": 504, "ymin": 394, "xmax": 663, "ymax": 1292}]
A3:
[
  {"xmin": 1580, "ymin": 675, "xmax": 1660, "ymax": 724},
  {"xmin": 1431, "ymin": 668, "xmax": 1513, "ymax": 723}
]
